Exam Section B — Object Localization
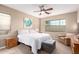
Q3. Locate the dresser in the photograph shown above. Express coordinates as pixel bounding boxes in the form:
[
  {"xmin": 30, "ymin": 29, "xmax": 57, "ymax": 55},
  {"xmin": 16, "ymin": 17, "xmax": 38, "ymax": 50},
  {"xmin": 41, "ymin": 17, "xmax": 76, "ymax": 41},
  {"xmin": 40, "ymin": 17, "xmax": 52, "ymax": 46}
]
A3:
[{"xmin": 5, "ymin": 37, "xmax": 18, "ymax": 48}]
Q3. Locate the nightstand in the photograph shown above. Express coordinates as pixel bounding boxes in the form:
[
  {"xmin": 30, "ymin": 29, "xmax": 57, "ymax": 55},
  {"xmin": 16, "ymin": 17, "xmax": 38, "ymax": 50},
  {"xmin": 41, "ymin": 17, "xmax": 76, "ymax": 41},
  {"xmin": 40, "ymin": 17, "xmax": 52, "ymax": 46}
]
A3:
[
  {"xmin": 71, "ymin": 38, "xmax": 79, "ymax": 54},
  {"xmin": 5, "ymin": 37, "xmax": 18, "ymax": 48}
]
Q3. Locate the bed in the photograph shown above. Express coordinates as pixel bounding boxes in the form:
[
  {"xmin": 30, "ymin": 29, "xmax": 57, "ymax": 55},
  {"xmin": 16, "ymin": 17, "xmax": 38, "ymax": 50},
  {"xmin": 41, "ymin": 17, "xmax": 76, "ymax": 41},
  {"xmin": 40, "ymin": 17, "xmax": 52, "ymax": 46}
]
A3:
[{"xmin": 17, "ymin": 29, "xmax": 55, "ymax": 54}]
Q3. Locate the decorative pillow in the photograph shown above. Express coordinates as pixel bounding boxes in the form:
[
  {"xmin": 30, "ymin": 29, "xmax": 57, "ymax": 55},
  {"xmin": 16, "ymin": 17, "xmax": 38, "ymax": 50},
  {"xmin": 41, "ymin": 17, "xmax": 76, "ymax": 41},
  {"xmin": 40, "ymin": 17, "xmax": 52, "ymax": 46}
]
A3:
[{"xmin": 66, "ymin": 33, "xmax": 75, "ymax": 38}]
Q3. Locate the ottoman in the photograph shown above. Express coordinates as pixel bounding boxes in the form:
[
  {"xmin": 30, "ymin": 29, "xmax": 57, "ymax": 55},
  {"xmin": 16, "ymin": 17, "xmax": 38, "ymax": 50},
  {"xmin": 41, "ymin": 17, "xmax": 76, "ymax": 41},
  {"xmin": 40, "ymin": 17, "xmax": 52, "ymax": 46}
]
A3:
[{"xmin": 41, "ymin": 40, "xmax": 56, "ymax": 53}]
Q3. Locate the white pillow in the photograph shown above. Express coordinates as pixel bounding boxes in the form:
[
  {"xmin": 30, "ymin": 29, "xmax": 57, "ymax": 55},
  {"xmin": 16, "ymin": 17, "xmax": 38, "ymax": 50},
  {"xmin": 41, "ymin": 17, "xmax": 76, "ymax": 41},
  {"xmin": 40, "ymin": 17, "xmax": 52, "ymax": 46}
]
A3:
[
  {"xmin": 18, "ymin": 29, "xmax": 29, "ymax": 34},
  {"xmin": 29, "ymin": 29, "xmax": 37, "ymax": 33}
]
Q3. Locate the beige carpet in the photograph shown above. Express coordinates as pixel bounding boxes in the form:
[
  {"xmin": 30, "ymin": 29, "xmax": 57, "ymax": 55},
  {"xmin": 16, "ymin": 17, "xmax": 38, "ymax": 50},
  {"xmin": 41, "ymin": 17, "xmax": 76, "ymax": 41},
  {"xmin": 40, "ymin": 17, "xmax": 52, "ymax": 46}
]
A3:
[{"xmin": 0, "ymin": 41, "xmax": 72, "ymax": 54}]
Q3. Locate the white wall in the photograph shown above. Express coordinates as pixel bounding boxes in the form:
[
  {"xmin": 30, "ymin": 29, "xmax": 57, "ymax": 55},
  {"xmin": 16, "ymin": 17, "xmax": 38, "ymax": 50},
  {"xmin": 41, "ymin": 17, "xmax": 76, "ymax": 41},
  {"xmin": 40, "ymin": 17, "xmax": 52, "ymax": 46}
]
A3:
[{"xmin": 40, "ymin": 12, "xmax": 77, "ymax": 38}]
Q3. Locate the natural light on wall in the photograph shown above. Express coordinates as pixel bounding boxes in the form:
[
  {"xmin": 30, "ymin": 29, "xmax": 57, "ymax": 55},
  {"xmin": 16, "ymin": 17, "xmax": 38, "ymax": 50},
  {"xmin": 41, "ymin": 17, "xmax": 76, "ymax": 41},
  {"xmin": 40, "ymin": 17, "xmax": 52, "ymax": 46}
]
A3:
[
  {"xmin": 48, "ymin": 20, "xmax": 66, "ymax": 25},
  {"xmin": 0, "ymin": 13, "xmax": 11, "ymax": 30},
  {"xmin": 72, "ymin": 24, "xmax": 77, "ymax": 32},
  {"xmin": 45, "ymin": 19, "xmax": 66, "ymax": 32}
]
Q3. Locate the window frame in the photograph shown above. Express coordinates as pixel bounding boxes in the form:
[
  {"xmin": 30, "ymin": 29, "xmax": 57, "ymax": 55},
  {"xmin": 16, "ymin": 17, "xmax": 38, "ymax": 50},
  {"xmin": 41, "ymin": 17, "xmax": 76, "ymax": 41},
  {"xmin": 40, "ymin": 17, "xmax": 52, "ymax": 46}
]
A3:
[
  {"xmin": 0, "ymin": 13, "xmax": 11, "ymax": 31},
  {"xmin": 45, "ymin": 19, "xmax": 66, "ymax": 32}
]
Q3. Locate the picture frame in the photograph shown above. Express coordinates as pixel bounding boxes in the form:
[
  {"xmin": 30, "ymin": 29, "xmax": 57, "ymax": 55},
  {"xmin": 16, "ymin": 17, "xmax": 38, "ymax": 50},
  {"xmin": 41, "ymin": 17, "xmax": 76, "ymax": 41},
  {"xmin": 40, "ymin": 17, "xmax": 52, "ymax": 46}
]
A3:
[{"xmin": 23, "ymin": 17, "xmax": 32, "ymax": 28}]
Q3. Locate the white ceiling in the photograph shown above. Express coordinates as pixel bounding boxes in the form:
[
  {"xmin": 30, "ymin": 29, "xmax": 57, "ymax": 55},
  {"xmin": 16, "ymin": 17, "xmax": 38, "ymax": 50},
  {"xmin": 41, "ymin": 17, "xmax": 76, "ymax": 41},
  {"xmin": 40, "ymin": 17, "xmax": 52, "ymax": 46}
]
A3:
[{"xmin": 4, "ymin": 4, "xmax": 79, "ymax": 18}]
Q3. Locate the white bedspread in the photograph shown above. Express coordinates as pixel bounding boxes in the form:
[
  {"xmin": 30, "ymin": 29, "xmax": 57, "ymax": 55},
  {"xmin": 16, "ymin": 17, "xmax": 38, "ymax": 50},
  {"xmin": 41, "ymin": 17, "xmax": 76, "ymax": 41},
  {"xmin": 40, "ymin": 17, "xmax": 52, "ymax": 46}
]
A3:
[{"xmin": 18, "ymin": 30, "xmax": 55, "ymax": 54}]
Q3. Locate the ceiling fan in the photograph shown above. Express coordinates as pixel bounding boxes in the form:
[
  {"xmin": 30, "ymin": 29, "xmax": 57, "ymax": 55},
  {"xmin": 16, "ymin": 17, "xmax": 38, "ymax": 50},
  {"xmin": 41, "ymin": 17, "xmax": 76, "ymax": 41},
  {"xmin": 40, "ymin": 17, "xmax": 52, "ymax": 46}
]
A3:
[{"xmin": 34, "ymin": 5, "xmax": 53, "ymax": 15}]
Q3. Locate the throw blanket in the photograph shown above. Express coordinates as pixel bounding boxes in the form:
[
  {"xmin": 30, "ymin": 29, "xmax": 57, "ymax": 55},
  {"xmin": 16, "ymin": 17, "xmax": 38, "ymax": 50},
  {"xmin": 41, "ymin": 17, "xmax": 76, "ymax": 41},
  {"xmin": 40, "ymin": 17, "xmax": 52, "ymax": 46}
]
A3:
[{"xmin": 18, "ymin": 30, "xmax": 55, "ymax": 54}]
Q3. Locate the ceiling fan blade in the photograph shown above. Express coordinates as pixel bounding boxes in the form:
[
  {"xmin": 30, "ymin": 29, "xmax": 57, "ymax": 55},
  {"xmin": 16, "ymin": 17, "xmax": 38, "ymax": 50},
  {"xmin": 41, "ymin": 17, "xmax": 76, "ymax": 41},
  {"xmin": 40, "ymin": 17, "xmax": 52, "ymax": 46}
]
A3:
[
  {"xmin": 33, "ymin": 11, "xmax": 41, "ymax": 12},
  {"xmin": 45, "ymin": 11, "xmax": 50, "ymax": 14},
  {"xmin": 45, "ymin": 8, "xmax": 53, "ymax": 11}
]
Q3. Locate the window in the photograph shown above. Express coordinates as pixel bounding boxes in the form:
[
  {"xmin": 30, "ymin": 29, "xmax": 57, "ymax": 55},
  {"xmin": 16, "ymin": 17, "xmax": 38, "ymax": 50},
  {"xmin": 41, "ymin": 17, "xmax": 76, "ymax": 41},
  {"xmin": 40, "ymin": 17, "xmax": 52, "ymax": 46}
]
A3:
[
  {"xmin": 45, "ymin": 19, "xmax": 66, "ymax": 32},
  {"xmin": 0, "ymin": 13, "xmax": 11, "ymax": 30}
]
